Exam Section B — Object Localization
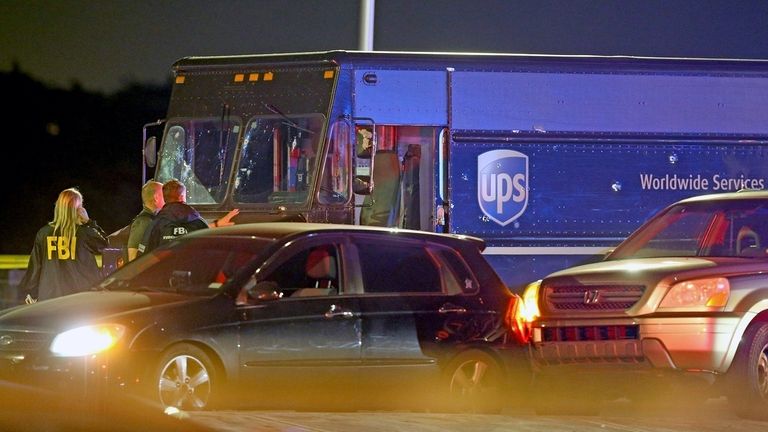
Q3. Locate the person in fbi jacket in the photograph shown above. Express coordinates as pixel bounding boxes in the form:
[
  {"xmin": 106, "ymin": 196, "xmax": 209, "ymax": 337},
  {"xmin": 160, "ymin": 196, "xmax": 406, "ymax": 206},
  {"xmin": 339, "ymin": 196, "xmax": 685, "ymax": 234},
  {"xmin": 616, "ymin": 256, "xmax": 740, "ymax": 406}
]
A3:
[{"xmin": 19, "ymin": 187, "xmax": 108, "ymax": 303}]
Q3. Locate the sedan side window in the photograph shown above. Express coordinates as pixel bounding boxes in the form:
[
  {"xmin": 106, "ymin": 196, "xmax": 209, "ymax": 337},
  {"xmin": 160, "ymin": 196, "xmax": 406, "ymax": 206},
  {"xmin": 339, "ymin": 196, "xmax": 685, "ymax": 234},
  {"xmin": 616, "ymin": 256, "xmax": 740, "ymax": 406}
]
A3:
[
  {"xmin": 355, "ymin": 240, "xmax": 442, "ymax": 294},
  {"xmin": 434, "ymin": 248, "xmax": 478, "ymax": 294},
  {"xmin": 244, "ymin": 244, "xmax": 340, "ymax": 301}
]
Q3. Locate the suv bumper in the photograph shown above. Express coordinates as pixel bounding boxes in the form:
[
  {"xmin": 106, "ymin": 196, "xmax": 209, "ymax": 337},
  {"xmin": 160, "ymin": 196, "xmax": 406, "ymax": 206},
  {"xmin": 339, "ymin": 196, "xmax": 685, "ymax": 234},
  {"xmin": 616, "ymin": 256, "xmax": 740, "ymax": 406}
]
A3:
[{"xmin": 531, "ymin": 315, "xmax": 744, "ymax": 374}]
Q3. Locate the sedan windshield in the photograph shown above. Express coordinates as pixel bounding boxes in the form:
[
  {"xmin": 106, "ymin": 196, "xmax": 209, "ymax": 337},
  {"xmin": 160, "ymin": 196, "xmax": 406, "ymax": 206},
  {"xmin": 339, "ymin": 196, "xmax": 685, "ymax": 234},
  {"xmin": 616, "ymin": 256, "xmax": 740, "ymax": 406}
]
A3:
[
  {"xmin": 99, "ymin": 237, "xmax": 272, "ymax": 295},
  {"xmin": 609, "ymin": 199, "xmax": 768, "ymax": 259}
]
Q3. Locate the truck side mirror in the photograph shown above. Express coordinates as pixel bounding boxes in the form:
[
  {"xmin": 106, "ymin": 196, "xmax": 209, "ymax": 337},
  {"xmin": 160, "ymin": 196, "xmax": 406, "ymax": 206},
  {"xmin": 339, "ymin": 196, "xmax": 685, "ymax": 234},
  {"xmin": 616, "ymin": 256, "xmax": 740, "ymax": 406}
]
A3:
[
  {"xmin": 144, "ymin": 136, "xmax": 157, "ymax": 168},
  {"xmin": 142, "ymin": 120, "xmax": 165, "ymax": 183},
  {"xmin": 356, "ymin": 127, "xmax": 374, "ymax": 159},
  {"xmin": 354, "ymin": 125, "xmax": 376, "ymax": 195}
]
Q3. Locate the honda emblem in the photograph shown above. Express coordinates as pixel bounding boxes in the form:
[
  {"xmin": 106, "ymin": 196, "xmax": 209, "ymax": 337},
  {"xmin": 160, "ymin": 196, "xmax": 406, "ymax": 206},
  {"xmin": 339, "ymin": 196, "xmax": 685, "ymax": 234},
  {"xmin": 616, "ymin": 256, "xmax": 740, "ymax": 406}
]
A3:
[{"xmin": 583, "ymin": 289, "xmax": 601, "ymax": 305}]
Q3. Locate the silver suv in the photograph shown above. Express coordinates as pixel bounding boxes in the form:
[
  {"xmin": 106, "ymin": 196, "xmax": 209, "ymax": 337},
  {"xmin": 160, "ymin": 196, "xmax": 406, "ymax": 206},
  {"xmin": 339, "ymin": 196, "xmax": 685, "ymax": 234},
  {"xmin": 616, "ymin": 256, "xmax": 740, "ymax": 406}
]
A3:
[{"xmin": 523, "ymin": 190, "xmax": 768, "ymax": 419}]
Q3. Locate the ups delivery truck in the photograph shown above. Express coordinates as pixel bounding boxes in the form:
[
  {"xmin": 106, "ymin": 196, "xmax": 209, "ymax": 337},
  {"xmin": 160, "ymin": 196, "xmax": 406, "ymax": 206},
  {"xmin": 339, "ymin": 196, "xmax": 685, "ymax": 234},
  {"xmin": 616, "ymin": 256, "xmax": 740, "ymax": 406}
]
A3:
[{"xmin": 107, "ymin": 50, "xmax": 768, "ymax": 290}]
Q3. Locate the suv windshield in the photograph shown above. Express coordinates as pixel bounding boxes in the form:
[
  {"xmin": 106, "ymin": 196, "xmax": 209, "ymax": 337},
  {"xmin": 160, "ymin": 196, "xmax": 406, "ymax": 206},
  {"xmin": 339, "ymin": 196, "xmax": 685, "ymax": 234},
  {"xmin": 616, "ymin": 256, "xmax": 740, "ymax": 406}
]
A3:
[
  {"xmin": 609, "ymin": 199, "xmax": 768, "ymax": 259},
  {"xmin": 99, "ymin": 237, "xmax": 272, "ymax": 295}
]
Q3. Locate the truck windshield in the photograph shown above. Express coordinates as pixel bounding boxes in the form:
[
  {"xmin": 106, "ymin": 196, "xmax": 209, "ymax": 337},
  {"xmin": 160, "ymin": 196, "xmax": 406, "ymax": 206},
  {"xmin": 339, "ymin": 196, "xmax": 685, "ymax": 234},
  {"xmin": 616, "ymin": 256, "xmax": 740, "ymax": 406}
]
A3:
[
  {"xmin": 609, "ymin": 199, "xmax": 768, "ymax": 259},
  {"xmin": 155, "ymin": 62, "xmax": 337, "ymax": 207},
  {"xmin": 156, "ymin": 118, "xmax": 241, "ymax": 204},
  {"xmin": 233, "ymin": 114, "xmax": 325, "ymax": 204}
]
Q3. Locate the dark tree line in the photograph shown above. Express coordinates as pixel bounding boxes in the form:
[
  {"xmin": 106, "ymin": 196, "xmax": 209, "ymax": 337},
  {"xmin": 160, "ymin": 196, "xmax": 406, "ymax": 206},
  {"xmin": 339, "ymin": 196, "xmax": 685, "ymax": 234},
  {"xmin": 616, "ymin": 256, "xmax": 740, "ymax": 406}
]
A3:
[{"xmin": 1, "ymin": 66, "xmax": 170, "ymax": 254}]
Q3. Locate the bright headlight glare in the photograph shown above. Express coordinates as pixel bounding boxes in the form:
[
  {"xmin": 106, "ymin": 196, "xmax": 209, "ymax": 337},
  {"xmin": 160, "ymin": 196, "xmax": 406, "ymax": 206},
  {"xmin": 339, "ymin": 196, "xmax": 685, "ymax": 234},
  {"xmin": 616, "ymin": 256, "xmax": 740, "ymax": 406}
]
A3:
[
  {"xmin": 659, "ymin": 277, "xmax": 730, "ymax": 309},
  {"xmin": 50, "ymin": 324, "xmax": 125, "ymax": 357}
]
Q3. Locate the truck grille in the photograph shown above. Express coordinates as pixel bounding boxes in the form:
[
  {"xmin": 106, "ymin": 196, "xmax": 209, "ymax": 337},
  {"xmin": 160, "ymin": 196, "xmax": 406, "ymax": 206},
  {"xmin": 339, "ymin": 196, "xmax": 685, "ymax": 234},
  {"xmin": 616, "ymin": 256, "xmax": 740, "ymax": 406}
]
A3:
[{"xmin": 544, "ymin": 284, "xmax": 645, "ymax": 311}]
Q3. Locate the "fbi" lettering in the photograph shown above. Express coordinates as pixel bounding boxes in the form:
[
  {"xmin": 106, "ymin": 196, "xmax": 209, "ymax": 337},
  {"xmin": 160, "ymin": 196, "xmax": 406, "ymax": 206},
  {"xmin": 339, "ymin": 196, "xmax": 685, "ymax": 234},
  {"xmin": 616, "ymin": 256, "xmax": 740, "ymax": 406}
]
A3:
[{"xmin": 46, "ymin": 236, "xmax": 77, "ymax": 260}]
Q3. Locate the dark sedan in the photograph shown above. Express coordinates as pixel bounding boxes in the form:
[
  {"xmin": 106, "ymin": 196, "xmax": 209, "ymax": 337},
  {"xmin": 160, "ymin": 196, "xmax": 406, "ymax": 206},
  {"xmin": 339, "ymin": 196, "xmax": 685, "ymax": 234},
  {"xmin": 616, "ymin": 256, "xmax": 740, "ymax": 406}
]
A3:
[{"xmin": 0, "ymin": 223, "xmax": 529, "ymax": 413}]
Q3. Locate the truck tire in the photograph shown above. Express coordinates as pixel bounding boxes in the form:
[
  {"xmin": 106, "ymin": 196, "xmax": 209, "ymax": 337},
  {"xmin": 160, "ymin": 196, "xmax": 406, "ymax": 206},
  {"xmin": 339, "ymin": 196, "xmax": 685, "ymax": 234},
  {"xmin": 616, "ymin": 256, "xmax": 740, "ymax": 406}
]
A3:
[{"xmin": 728, "ymin": 322, "xmax": 768, "ymax": 420}]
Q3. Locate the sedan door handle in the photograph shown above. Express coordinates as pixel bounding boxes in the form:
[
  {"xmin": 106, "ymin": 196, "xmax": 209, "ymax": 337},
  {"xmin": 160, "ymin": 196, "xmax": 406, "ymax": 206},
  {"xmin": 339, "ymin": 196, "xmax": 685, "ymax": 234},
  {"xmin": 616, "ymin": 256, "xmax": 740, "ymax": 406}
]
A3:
[
  {"xmin": 325, "ymin": 304, "xmax": 354, "ymax": 319},
  {"xmin": 439, "ymin": 303, "xmax": 467, "ymax": 314}
]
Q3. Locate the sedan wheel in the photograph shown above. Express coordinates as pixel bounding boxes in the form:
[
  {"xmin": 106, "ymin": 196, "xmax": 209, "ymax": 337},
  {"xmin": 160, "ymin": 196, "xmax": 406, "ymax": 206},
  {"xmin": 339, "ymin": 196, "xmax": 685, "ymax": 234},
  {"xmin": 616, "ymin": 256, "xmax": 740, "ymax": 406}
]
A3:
[
  {"xmin": 445, "ymin": 349, "xmax": 503, "ymax": 413},
  {"xmin": 156, "ymin": 343, "xmax": 216, "ymax": 410}
]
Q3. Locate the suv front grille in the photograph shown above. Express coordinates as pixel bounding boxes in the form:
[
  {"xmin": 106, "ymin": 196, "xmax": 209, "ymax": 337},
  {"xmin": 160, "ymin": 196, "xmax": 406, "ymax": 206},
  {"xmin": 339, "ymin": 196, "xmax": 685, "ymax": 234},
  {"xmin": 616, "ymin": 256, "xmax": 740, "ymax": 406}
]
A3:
[{"xmin": 544, "ymin": 284, "xmax": 645, "ymax": 312}]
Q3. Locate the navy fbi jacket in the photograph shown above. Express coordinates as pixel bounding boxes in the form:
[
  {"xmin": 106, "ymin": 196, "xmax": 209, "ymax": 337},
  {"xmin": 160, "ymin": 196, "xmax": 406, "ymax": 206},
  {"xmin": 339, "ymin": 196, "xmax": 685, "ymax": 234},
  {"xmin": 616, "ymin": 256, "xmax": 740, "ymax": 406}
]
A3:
[{"xmin": 137, "ymin": 202, "xmax": 208, "ymax": 255}]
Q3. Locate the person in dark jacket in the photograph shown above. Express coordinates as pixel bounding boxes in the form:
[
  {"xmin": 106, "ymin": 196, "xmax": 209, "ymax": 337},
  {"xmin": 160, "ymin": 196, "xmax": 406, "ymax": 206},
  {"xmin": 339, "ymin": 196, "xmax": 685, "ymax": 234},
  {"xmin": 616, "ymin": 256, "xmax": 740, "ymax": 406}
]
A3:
[
  {"xmin": 137, "ymin": 179, "xmax": 238, "ymax": 255},
  {"xmin": 19, "ymin": 188, "xmax": 108, "ymax": 302},
  {"xmin": 126, "ymin": 180, "xmax": 165, "ymax": 262}
]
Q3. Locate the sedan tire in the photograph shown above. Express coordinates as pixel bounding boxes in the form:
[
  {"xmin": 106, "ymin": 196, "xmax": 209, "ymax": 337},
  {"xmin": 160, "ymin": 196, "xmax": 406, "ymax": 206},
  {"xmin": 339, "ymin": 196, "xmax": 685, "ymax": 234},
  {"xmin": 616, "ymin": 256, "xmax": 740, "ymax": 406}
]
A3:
[
  {"xmin": 155, "ymin": 343, "xmax": 218, "ymax": 410},
  {"xmin": 444, "ymin": 349, "xmax": 504, "ymax": 414}
]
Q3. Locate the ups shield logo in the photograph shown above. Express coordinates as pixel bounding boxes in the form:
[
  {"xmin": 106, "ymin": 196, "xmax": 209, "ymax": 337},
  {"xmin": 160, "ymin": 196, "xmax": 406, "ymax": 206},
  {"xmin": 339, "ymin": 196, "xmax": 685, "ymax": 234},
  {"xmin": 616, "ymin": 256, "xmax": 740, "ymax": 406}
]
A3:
[{"xmin": 477, "ymin": 150, "xmax": 528, "ymax": 226}]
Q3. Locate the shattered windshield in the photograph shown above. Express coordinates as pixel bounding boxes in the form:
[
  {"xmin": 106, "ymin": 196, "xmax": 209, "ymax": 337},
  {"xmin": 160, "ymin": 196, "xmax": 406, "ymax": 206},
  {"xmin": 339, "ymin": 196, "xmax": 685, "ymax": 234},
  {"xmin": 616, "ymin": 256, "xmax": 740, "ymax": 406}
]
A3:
[
  {"xmin": 156, "ymin": 117, "xmax": 241, "ymax": 205},
  {"xmin": 609, "ymin": 199, "xmax": 768, "ymax": 259},
  {"xmin": 233, "ymin": 114, "xmax": 325, "ymax": 204}
]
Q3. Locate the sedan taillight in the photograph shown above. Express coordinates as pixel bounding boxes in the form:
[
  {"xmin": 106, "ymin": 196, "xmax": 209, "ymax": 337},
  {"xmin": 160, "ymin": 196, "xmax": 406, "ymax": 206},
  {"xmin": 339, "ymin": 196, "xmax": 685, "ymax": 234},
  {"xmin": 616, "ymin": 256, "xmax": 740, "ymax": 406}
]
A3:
[{"xmin": 505, "ymin": 295, "xmax": 531, "ymax": 344}]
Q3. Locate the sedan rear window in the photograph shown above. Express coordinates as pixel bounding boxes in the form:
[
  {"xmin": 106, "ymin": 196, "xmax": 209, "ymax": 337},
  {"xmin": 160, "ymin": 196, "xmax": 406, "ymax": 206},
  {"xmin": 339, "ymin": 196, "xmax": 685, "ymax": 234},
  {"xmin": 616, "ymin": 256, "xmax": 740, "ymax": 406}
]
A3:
[{"xmin": 357, "ymin": 242, "xmax": 440, "ymax": 293}]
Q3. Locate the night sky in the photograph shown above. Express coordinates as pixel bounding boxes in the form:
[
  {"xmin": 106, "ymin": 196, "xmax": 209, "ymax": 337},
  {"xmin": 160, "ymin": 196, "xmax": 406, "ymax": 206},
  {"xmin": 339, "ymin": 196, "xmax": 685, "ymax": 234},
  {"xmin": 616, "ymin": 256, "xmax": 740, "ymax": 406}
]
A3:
[
  {"xmin": 2, "ymin": 0, "xmax": 768, "ymax": 254},
  {"xmin": 3, "ymin": 0, "xmax": 768, "ymax": 93}
]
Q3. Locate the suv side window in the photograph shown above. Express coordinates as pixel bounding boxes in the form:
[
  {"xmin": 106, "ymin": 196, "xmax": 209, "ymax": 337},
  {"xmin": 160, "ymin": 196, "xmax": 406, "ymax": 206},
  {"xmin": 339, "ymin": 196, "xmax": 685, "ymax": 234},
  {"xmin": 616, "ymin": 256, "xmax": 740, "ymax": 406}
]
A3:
[{"xmin": 261, "ymin": 243, "xmax": 341, "ymax": 297}]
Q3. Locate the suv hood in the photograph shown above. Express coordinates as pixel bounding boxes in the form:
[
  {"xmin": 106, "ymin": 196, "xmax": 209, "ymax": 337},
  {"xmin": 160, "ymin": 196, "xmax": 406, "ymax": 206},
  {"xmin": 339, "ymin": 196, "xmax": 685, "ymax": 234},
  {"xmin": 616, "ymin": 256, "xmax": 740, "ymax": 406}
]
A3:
[
  {"xmin": 547, "ymin": 257, "xmax": 717, "ymax": 281},
  {"xmin": 545, "ymin": 256, "xmax": 765, "ymax": 283}
]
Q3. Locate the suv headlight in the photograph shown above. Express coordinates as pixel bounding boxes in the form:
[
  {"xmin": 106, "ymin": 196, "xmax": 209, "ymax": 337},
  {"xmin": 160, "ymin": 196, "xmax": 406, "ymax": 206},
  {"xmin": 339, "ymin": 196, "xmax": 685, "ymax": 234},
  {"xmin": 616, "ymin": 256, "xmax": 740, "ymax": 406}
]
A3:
[
  {"xmin": 658, "ymin": 277, "xmax": 730, "ymax": 310},
  {"xmin": 50, "ymin": 324, "xmax": 126, "ymax": 357}
]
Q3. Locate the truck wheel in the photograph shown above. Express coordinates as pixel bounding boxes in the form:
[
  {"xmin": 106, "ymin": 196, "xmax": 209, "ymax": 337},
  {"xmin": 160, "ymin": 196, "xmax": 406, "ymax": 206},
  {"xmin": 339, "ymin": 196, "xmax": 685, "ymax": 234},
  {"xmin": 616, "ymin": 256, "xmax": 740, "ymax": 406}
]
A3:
[
  {"xmin": 728, "ymin": 322, "xmax": 768, "ymax": 420},
  {"xmin": 155, "ymin": 343, "xmax": 219, "ymax": 410},
  {"xmin": 444, "ymin": 349, "xmax": 504, "ymax": 414}
]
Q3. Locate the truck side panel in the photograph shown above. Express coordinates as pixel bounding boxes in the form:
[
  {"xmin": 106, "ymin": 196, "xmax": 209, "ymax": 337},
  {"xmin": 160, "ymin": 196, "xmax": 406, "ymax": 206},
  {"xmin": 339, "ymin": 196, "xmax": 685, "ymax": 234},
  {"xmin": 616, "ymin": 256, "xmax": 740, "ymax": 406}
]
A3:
[
  {"xmin": 352, "ymin": 70, "xmax": 447, "ymax": 125},
  {"xmin": 444, "ymin": 67, "xmax": 768, "ymax": 289},
  {"xmin": 450, "ymin": 70, "xmax": 768, "ymax": 134},
  {"xmin": 450, "ymin": 140, "xmax": 768, "ymax": 240}
]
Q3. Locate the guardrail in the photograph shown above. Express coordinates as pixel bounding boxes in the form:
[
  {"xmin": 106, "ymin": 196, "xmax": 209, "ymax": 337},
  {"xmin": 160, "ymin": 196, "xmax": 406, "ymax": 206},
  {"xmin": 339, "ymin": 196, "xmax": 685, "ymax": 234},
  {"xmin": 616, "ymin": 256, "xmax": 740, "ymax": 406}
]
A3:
[
  {"xmin": 0, "ymin": 255, "xmax": 29, "ymax": 270},
  {"xmin": 0, "ymin": 255, "xmax": 27, "ymax": 309}
]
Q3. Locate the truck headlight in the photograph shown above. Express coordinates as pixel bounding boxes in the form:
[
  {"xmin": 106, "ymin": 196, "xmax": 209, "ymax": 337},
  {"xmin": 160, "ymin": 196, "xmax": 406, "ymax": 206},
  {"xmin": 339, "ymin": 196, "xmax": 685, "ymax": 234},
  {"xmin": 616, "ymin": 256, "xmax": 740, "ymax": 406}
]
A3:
[
  {"xmin": 658, "ymin": 277, "xmax": 730, "ymax": 310},
  {"xmin": 50, "ymin": 324, "xmax": 126, "ymax": 357}
]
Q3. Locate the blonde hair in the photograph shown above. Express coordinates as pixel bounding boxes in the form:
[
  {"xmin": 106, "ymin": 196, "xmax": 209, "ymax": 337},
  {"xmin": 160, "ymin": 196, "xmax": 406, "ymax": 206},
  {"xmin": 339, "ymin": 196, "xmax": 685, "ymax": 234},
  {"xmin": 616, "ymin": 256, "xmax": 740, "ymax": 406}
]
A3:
[{"xmin": 51, "ymin": 188, "xmax": 83, "ymax": 240}]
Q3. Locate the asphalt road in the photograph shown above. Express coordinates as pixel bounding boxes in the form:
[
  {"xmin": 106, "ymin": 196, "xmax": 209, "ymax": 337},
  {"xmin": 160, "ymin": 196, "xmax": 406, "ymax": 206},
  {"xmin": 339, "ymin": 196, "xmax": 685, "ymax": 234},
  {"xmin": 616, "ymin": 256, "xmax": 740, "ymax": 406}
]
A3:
[{"xmin": 188, "ymin": 397, "xmax": 767, "ymax": 432}]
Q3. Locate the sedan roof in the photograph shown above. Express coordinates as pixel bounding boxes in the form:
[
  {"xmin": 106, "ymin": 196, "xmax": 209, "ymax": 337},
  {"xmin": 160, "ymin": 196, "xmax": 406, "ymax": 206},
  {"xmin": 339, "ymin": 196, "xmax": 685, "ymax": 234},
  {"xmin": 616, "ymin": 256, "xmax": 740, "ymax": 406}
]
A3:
[{"xmin": 183, "ymin": 222, "xmax": 487, "ymax": 250}]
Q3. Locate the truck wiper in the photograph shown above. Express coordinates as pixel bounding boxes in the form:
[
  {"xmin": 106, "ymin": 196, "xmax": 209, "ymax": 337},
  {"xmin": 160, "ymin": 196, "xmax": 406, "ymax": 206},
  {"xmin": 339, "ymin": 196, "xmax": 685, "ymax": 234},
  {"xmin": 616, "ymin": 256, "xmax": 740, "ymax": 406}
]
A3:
[{"xmin": 263, "ymin": 103, "xmax": 314, "ymax": 135}]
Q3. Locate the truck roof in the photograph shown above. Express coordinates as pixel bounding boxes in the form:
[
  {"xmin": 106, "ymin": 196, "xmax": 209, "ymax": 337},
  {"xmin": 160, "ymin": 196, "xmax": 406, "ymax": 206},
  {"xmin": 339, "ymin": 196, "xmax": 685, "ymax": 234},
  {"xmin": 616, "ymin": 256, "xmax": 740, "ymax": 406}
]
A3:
[{"xmin": 173, "ymin": 49, "xmax": 768, "ymax": 72}]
